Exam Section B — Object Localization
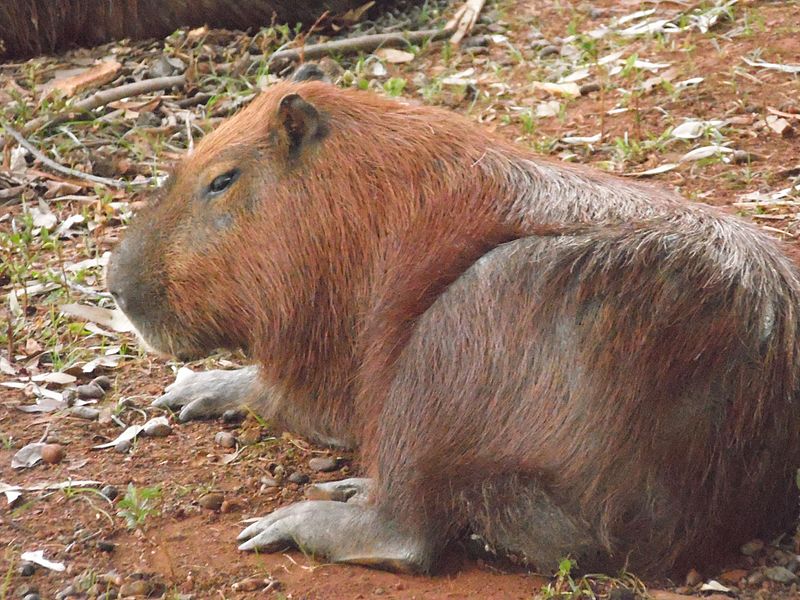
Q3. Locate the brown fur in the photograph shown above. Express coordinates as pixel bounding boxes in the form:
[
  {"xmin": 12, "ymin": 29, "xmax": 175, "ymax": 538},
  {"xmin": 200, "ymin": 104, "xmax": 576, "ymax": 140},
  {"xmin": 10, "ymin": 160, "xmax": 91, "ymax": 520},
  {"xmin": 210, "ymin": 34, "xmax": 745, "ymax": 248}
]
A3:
[
  {"xmin": 0, "ymin": 0, "xmax": 363, "ymax": 59},
  {"xmin": 108, "ymin": 80, "xmax": 800, "ymax": 574}
]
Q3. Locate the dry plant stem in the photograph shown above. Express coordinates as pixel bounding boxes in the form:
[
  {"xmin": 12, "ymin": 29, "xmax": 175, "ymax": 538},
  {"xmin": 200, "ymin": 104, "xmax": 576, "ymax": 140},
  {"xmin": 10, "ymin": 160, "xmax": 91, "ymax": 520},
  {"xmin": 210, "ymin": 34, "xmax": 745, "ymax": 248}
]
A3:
[
  {"xmin": 268, "ymin": 28, "xmax": 452, "ymax": 64},
  {"xmin": 23, "ymin": 74, "xmax": 186, "ymax": 135},
  {"xmin": 3, "ymin": 124, "xmax": 129, "ymax": 189},
  {"xmin": 445, "ymin": 0, "xmax": 486, "ymax": 45}
]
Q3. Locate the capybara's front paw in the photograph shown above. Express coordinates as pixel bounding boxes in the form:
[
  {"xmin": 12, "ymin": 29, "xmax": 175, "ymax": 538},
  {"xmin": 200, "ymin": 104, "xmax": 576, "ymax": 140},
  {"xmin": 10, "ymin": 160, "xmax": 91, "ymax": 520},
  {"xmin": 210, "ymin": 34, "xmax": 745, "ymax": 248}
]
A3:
[{"xmin": 153, "ymin": 366, "xmax": 259, "ymax": 421}]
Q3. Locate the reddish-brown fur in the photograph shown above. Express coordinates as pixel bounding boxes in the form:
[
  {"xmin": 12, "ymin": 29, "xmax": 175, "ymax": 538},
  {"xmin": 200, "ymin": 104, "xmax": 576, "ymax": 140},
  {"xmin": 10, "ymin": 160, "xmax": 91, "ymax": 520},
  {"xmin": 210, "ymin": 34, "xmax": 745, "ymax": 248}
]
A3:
[
  {"xmin": 108, "ymin": 79, "xmax": 800, "ymax": 575},
  {"xmin": 0, "ymin": 0, "xmax": 362, "ymax": 59}
]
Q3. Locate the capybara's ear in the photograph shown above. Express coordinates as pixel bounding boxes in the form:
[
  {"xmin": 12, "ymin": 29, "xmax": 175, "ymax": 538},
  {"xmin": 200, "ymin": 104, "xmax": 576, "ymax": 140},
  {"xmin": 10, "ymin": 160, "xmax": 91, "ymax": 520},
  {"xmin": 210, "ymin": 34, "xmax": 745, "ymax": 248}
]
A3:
[
  {"xmin": 277, "ymin": 93, "xmax": 324, "ymax": 156},
  {"xmin": 292, "ymin": 63, "xmax": 330, "ymax": 83}
]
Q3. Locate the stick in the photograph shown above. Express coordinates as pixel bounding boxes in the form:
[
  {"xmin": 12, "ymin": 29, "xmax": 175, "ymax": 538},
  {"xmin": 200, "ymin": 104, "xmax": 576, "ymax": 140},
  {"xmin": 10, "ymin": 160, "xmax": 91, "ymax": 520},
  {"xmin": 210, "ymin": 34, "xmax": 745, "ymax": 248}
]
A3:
[
  {"xmin": 268, "ymin": 27, "xmax": 452, "ymax": 64},
  {"xmin": 445, "ymin": 0, "xmax": 486, "ymax": 45},
  {"xmin": 3, "ymin": 124, "xmax": 131, "ymax": 189},
  {"xmin": 23, "ymin": 75, "xmax": 186, "ymax": 135}
]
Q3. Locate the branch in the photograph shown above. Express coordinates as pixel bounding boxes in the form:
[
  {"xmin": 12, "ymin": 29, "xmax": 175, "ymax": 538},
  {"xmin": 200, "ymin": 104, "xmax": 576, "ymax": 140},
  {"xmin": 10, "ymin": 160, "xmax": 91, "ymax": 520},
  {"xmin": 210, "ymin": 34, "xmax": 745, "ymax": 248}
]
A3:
[
  {"xmin": 268, "ymin": 27, "xmax": 452, "ymax": 64},
  {"xmin": 445, "ymin": 0, "xmax": 486, "ymax": 45},
  {"xmin": 3, "ymin": 124, "xmax": 138, "ymax": 189},
  {"xmin": 23, "ymin": 75, "xmax": 186, "ymax": 135}
]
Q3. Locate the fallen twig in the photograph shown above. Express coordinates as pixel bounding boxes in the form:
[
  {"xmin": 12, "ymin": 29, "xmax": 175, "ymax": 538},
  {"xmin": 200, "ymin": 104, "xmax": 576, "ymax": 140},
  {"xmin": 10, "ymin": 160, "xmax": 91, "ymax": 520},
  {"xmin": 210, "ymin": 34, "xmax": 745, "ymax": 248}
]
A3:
[
  {"xmin": 3, "ymin": 124, "xmax": 135, "ymax": 189},
  {"xmin": 268, "ymin": 27, "xmax": 452, "ymax": 64},
  {"xmin": 23, "ymin": 74, "xmax": 186, "ymax": 135},
  {"xmin": 446, "ymin": 0, "xmax": 486, "ymax": 45}
]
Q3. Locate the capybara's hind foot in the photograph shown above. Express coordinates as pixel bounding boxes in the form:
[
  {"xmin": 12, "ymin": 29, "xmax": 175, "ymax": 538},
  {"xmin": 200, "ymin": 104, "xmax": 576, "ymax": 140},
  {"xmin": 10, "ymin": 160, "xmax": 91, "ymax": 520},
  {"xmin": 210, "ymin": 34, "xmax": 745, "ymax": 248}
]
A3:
[{"xmin": 237, "ymin": 500, "xmax": 432, "ymax": 573}]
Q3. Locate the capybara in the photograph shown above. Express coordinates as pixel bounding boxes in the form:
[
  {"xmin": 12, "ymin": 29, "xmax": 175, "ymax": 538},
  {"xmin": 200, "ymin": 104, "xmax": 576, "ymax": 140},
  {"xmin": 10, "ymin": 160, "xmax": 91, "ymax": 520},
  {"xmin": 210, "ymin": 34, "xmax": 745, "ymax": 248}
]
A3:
[
  {"xmin": 0, "ymin": 0, "xmax": 364, "ymax": 59},
  {"xmin": 107, "ymin": 69, "xmax": 800, "ymax": 575}
]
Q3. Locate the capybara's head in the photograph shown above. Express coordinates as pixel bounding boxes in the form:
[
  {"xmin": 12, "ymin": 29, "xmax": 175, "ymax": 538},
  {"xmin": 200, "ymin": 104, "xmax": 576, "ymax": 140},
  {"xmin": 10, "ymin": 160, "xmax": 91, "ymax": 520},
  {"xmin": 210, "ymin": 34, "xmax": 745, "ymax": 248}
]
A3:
[{"xmin": 107, "ymin": 77, "xmax": 342, "ymax": 360}]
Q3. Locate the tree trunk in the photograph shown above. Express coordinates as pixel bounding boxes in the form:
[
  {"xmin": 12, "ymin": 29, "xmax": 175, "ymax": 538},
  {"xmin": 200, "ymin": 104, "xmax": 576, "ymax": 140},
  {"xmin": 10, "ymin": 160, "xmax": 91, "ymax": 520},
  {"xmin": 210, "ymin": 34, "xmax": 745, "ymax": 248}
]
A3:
[{"xmin": 0, "ymin": 0, "xmax": 368, "ymax": 60}]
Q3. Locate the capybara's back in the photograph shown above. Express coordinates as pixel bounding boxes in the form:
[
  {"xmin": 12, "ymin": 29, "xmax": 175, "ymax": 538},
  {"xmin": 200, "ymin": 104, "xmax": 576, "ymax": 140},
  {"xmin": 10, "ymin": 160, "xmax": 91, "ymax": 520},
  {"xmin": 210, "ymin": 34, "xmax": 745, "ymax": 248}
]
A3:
[{"xmin": 108, "ymin": 77, "xmax": 800, "ymax": 575}]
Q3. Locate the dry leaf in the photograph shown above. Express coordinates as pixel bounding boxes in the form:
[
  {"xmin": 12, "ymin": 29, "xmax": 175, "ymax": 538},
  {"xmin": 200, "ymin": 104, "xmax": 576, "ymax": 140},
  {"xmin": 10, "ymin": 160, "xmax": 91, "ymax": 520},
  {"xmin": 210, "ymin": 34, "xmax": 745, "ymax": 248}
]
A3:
[
  {"xmin": 43, "ymin": 60, "xmax": 121, "ymax": 98},
  {"xmin": 375, "ymin": 48, "xmax": 415, "ymax": 64},
  {"xmin": 532, "ymin": 81, "xmax": 581, "ymax": 98},
  {"xmin": 60, "ymin": 303, "xmax": 134, "ymax": 333},
  {"xmin": 766, "ymin": 115, "xmax": 795, "ymax": 138},
  {"xmin": 12, "ymin": 442, "xmax": 46, "ymax": 469}
]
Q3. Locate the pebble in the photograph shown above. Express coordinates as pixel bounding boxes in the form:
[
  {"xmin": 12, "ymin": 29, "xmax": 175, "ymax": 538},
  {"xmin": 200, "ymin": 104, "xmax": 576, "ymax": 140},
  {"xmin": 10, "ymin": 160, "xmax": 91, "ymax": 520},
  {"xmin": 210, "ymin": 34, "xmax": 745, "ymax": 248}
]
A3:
[
  {"xmin": 462, "ymin": 35, "xmax": 489, "ymax": 48},
  {"xmin": 69, "ymin": 406, "xmax": 100, "ymax": 420},
  {"xmin": 97, "ymin": 539, "xmax": 116, "ymax": 552},
  {"xmin": 309, "ymin": 456, "xmax": 339, "ymax": 472},
  {"xmin": 214, "ymin": 431, "xmax": 237, "ymax": 448},
  {"xmin": 288, "ymin": 472, "xmax": 310, "ymax": 484},
  {"xmin": 741, "ymin": 539, "xmax": 764, "ymax": 556},
  {"xmin": 41, "ymin": 443, "xmax": 65, "ymax": 464},
  {"xmin": 55, "ymin": 585, "xmax": 76, "ymax": 600},
  {"xmin": 580, "ymin": 82, "xmax": 601, "ymax": 95},
  {"xmin": 199, "ymin": 492, "xmax": 224, "ymax": 510},
  {"xmin": 231, "ymin": 577, "xmax": 268, "ymax": 592},
  {"xmin": 685, "ymin": 568, "xmax": 702, "ymax": 587},
  {"xmin": 22, "ymin": 594, "xmax": 40, "ymax": 600},
  {"xmin": 91, "ymin": 375, "xmax": 112, "ymax": 390},
  {"xmin": 220, "ymin": 499, "xmax": 241, "ymax": 513},
  {"xmin": 101, "ymin": 485, "xmax": 119, "ymax": 501},
  {"xmin": 747, "ymin": 571, "xmax": 765, "ymax": 585},
  {"xmin": 765, "ymin": 565, "xmax": 798, "ymax": 583},
  {"xmin": 119, "ymin": 580, "xmax": 151, "ymax": 596},
  {"xmin": 538, "ymin": 45, "xmax": 560, "ymax": 58},
  {"xmin": 260, "ymin": 476, "xmax": 280, "ymax": 488},
  {"xmin": 222, "ymin": 409, "xmax": 245, "ymax": 424},
  {"xmin": 719, "ymin": 569, "xmax": 747, "ymax": 584},
  {"xmin": 608, "ymin": 589, "xmax": 635, "ymax": 600},
  {"xmin": 238, "ymin": 429, "xmax": 261, "ymax": 445},
  {"xmin": 115, "ymin": 439, "xmax": 132, "ymax": 453},
  {"xmin": 76, "ymin": 382, "xmax": 105, "ymax": 399},
  {"xmin": 144, "ymin": 420, "xmax": 172, "ymax": 437},
  {"xmin": 18, "ymin": 562, "xmax": 35, "ymax": 576},
  {"xmin": 16, "ymin": 584, "xmax": 37, "ymax": 597}
]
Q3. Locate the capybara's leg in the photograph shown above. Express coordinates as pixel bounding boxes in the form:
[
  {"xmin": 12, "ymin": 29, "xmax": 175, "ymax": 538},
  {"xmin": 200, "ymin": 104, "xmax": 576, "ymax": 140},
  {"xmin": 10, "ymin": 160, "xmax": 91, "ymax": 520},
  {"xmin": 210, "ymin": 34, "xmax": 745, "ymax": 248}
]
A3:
[
  {"xmin": 237, "ymin": 500, "xmax": 433, "ymax": 573},
  {"xmin": 153, "ymin": 365, "xmax": 261, "ymax": 421}
]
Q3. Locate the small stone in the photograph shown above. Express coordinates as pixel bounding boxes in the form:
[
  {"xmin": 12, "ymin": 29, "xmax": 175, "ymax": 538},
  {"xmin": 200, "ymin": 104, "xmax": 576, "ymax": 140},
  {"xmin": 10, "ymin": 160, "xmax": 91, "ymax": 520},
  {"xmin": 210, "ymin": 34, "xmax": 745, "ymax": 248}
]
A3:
[
  {"xmin": 685, "ymin": 568, "xmax": 702, "ymax": 587},
  {"xmin": 741, "ymin": 539, "xmax": 764, "ymax": 556},
  {"xmin": 462, "ymin": 35, "xmax": 489, "ymax": 48},
  {"xmin": 374, "ymin": 587, "xmax": 385, "ymax": 595},
  {"xmin": 747, "ymin": 571, "xmax": 765, "ymax": 585},
  {"xmin": 220, "ymin": 499, "xmax": 241, "ymax": 513},
  {"xmin": 100, "ymin": 485, "xmax": 119, "ymax": 501},
  {"xmin": 19, "ymin": 562, "xmax": 36, "ymax": 576},
  {"xmin": 237, "ymin": 429, "xmax": 261, "ymax": 445},
  {"xmin": 97, "ymin": 592, "xmax": 119, "ymax": 600},
  {"xmin": 309, "ymin": 456, "xmax": 339, "ymax": 472},
  {"xmin": 538, "ymin": 45, "xmax": 560, "ymax": 58},
  {"xmin": 22, "ymin": 594, "xmax": 40, "ymax": 600},
  {"xmin": 91, "ymin": 375, "xmax": 112, "ymax": 390},
  {"xmin": 288, "ymin": 472, "xmax": 309, "ymax": 484},
  {"xmin": 579, "ymin": 82, "xmax": 601, "ymax": 95},
  {"xmin": 719, "ymin": 569, "xmax": 748, "ymax": 584},
  {"xmin": 214, "ymin": 431, "xmax": 236, "ymax": 448},
  {"xmin": 764, "ymin": 565, "xmax": 798, "ymax": 583},
  {"xmin": 222, "ymin": 409, "xmax": 245, "ymax": 424},
  {"xmin": 732, "ymin": 150, "xmax": 762, "ymax": 164},
  {"xmin": 119, "ymin": 580, "xmax": 151, "ymax": 596},
  {"xmin": 41, "ymin": 443, "xmax": 65, "ymax": 464},
  {"xmin": 232, "ymin": 577, "xmax": 267, "ymax": 592},
  {"xmin": 260, "ymin": 476, "xmax": 279, "ymax": 488},
  {"xmin": 272, "ymin": 465, "xmax": 285, "ymax": 481},
  {"xmin": 69, "ymin": 406, "xmax": 100, "ymax": 420},
  {"xmin": 199, "ymin": 492, "xmax": 224, "ymax": 510},
  {"xmin": 143, "ymin": 420, "xmax": 172, "ymax": 437},
  {"xmin": 76, "ymin": 383, "xmax": 105, "ymax": 399},
  {"xmin": 97, "ymin": 540, "xmax": 115, "ymax": 552},
  {"xmin": 55, "ymin": 585, "xmax": 76, "ymax": 600},
  {"xmin": 115, "ymin": 439, "xmax": 132, "ymax": 453}
]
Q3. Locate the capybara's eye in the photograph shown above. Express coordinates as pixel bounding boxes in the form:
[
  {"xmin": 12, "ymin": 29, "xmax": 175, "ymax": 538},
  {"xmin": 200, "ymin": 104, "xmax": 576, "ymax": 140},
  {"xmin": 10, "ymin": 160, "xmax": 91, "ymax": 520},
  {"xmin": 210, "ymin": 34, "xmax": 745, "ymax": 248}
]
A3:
[{"xmin": 207, "ymin": 169, "xmax": 240, "ymax": 196}]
